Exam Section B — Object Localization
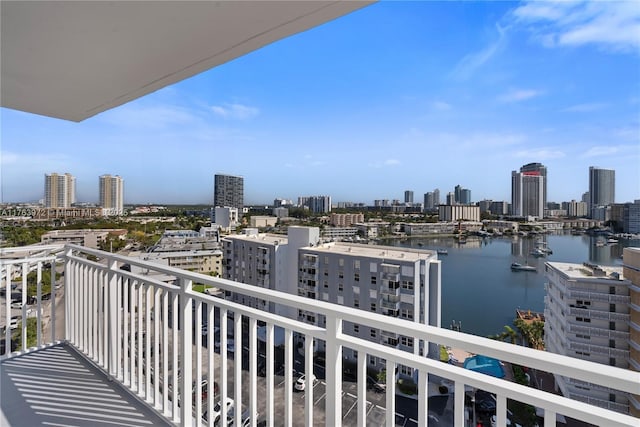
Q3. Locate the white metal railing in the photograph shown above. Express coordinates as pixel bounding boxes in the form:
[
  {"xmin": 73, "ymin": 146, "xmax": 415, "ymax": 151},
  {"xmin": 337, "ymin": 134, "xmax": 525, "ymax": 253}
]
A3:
[{"xmin": 2, "ymin": 243, "xmax": 640, "ymax": 427}]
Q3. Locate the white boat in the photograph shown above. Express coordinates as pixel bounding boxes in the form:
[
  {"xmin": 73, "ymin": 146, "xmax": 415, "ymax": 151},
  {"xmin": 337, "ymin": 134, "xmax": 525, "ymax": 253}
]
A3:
[
  {"xmin": 530, "ymin": 248, "xmax": 546, "ymax": 257},
  {"xmin": 511, "ymin": 262, "xmax": 536, "ymax": 272},
  {"xmin": 437, "ymin": 249, "xmax": 448, "ymax": 255}
]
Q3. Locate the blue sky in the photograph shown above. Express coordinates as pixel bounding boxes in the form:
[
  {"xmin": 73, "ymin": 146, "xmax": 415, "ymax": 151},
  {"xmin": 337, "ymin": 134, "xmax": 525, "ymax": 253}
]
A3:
[{"xmin": 1, "ymin": 1, "xmax": 639, "ymax": 206}]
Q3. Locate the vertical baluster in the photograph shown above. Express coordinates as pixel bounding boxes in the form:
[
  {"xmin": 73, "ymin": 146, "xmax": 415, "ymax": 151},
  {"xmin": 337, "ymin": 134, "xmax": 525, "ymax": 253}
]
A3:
[
  {"xmin": 357, "ymin": 349, "xmax": 367, "ymax": 427},
  {"xmin": 130, "ymin": 281, "xmax": 137, "ymax": 392},
  {"xmin": 386, "ymin": 361, "xmax": 396, "ymax": 427},
  {"xmin": 179, "ymin": 277, "xmax": 193, "ymax": 426},
  {"xmin": 325, "ymin": 316, "xmax": 343, "ymax": 427},
  {"xmin": 163, "ymin": 289, "xmax": 169, "ymax": 415},
  {"xmin": 266, "ymin": 323, "xmax": 274, "ymax": 427},
  {"xmin": 234, "ymin": 313, "xmax": 242, "ymax": 427},
  {"xmin": 304, "ymin": 333, "xmax": 314, "ymax": 427},
  {"xmin": 171, "ymin": 290, "xmax": 179, "ymax": 422},
  {"xmin": 154, "ymin": 287, "xmax": 161, "ymax": 408},
  {"xmin": 284, "ymin": 328, "xmax": 293, "ymax": 427},
  {"xmin": 145, "ymin": 284, "xmax": 152, "ymax": 400},
  {"xmin": 36, "ymin": 261, "xmax": 42, "ymax": 347},
  {"xmin": 207, "ymin": 301, "xmax": 214, "ymax": 427},
  {"xmin": 21, "ymin": 262, "xmax": 28, "ymax": 352},
  {"xmin": 454, "ymin": 381, "xmax": 465, "ymax": 427},
  {"xmin": 195, "ymin": 299, "xmax": 203, "ymax": 422},
  {"xmin": 249, "ymin": 317, "xmax": 258, "ymax": 427},
  {"xmin": 496, "ymin": 393, "xmax": 507, "ymax": 427},
  {"xmin": 123, "ymin": 272, "xmax": 129, "ymax": 385},
  {"xmin": 220, "ymin": 307, "xmax": 229, "ymax": 425},
  {"xmin": 50, "ymin": 260, "xmax": 56, "ymax": 343},
  {"xmin": 418, "ymin": 369, "xmax": 428, "ymax": 427}
]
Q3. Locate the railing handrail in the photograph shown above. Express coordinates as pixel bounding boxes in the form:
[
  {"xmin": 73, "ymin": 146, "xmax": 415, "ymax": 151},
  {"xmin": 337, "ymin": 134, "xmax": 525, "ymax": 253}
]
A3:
[{"xmin": 62, "ymin": 244, "xmax": 640, "ymax": 398}]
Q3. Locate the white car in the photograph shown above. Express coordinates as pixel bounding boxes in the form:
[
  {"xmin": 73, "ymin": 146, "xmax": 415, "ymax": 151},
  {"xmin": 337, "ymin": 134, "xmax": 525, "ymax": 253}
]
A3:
[
  {"xmin": 11, "ymin": 301, "xmax": 22, "ymax": 310},
  {"xmin": 294, "ymin": 374, "xmax": 316, "ymax": 392},
  {"xmin": 207, "ymin": 397, "xmax": 234, "ymax": 425}
]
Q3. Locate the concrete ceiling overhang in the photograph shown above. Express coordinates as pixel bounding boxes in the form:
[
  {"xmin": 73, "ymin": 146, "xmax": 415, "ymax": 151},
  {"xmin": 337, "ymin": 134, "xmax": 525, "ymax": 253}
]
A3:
[{"xmin": 1, "ymin": 1, "xmax": 373, "ymax": 122}]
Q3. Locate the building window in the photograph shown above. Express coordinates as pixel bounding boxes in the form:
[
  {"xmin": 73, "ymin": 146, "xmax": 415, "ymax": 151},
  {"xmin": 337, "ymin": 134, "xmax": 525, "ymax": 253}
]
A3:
[
  {"xmin": 306, "ymin": 315, "xmax": 315, "ymax": 323},
  {"xmin": 370, "ymin": 329, "xmax": 377, "ymax": 338},
  {"xmin": 400, "ymin": 336, "xmax": 414, "ymax": 348},
  {"xmin": 354, "ymin": 260, "xmax": 360, "ymax": 269},
  {"xmin": 609, "ymin": 286, "xmax": 615, "ymax": 295},
  {"xmin": 338, "ymin": 283, "xmax": 343, "ymax": 292},
  {"xmin": 353, "ymin": 324, "xmax": 359, "ymax": 334},
  {"xmin": 610, "ymin": 357, "xmax": 616, "ymax": 366},
  {"xmin": 609, "ymin": 303, "xmax": 616, "ymax": 312},
  {"xmin": 399, "ymin": 365, "xmax": 413, "ymax": 376},
  {"xmin": 400, "ymin": 309, "xmax": 414, "ymax": 320},
  {"xmin": 609, "ymin": 321, "xmax": 615, "ymax": 330},
  {"xmin": 354, "ymin": 299, "xmax": 359, "ymax": 308},
  {"xmin": 401, "ymin": 280, "xmax": 414, "ymax": 290},
  {"xmin": 339, "ymin": 258, "xmax": 344, "ymax": 267},
  {"xmin": 609, "ymin": 339, "xmax": 615, "ymax": 348},
  {"xmin": 354, "ymin": 273, "xmax": 360, "ymax": 282},
  {"xmin": 369, "ymin": 355, "xmax": 376, "ymax": 366},
  {"xmin": 324, "ymin": 256, "xmax": 329, "ymax": 265},
  {"xmin": 371, "ymin": 275, "xmax": 377, "ymax": 285},
  {"xmin": 371, "ymin": 303, "xmax": 376, "ymax": 312}
]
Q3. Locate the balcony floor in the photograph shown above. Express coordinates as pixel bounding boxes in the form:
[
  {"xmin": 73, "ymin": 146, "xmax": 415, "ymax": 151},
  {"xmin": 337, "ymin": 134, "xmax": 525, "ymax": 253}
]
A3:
[{"xmin": 1, "ymin": 344, "xmax": 171, "ymax": 427}]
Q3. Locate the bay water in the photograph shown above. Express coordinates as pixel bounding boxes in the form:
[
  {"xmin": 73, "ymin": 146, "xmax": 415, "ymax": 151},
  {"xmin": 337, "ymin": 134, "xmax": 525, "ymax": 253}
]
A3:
[{"xmin": 380, "ymin": 233, "xmax": 639, "ymax": 337}]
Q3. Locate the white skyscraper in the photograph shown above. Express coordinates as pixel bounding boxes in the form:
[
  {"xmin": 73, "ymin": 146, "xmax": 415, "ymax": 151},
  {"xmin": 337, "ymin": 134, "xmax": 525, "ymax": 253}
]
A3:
[
  {"xmin": 44, "ymin": 172, "xmax": 76, "ymax": 208},
  {"xmin": 511, "ymin": 170, "xmax": 544, "ymax": 218},
  {"xmin": 99, "ymin": 174, "xmax": 124, "ymax": 214}
]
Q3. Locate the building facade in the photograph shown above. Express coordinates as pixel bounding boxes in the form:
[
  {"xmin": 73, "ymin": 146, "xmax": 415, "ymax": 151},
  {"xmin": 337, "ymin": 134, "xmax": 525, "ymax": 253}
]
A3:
[
  {"xmin": 404, "ymin": 190, "xmax": 413, "ymax": 204},
  {"xmin": 330, "ymin": 213, "xmax": 364, "ymax": 227},
  {"xmin": 520, "ymin": 162, "xmax": 547, "ymax": 209},
  {"xmin": 511, "ymin": 170, "xmax": 544, "ymax": 219},
  {"xmin": 99, "ymin": 174, "xmax": 124, "ymax": 214},
  {"xmin": 545, "ymin": 261, "xmax": 632, "ymax": 414},
  {"xmin": 589, "ymin": 167, "xmax": 615, "ymax": 218},
  {"xmin": 44, "ymin": 172, "xmax": 76, "ymax": 208},
  {"xmin": 214, "ymin": 174, "xmax": 244, "ymax": 210},
  {"xmin": 622, "ymin": 248, "xmax": 640, "ymax": 417},
  {"xmin": 298, "ymin": 195, "xmax": 332, "ymax": 213},
  {"xmin": 438, "ymin": 204, "xmax": 480, "ymax": 222},
  {"xmin": 297, "ymin": 241, "xmax": 441, "ymax": 374}
]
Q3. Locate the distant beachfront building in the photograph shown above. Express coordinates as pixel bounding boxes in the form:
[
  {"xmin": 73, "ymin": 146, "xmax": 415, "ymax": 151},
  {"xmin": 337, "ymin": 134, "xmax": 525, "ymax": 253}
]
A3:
[
  {"xmin": 99, "ymin": 174, "xmax": 124, "ymax": 214},
  {"xmin": 44, "ymin": 172, "xmax": 75, "ymax": 208},
  {"xmin": 511, "ymin": 169, "xmax": 544, "ymax": 219},
  {"xmin": 545, "ymin": 261, "xmax": 632, "ymax": 414},
  {"xmin": 214, "ymin": 173, "xmax": 244, "ymax": 211},
  {"xmin": 438, "ymin": 204, "xmax": 480, "ymax": 222},
  {"xmin": 330, "ymin": 213, "xmax": 364, "ymax": 227}
]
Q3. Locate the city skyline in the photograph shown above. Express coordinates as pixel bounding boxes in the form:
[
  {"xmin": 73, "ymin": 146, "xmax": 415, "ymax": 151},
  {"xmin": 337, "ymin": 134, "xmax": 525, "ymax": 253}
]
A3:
[{"xmin": 1, "ymin": 1, "xmax": 638, "ymax": 205}]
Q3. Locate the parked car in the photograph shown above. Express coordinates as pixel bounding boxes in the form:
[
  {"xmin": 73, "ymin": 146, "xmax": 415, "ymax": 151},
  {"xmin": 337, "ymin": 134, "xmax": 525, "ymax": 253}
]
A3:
[
  {"xmin": 294, "ymin": 374, "xmax": 316, "ymax": 392},
  {"xmin": 206, "ymin": 397, "xmax": 234, "ymax": 425},
  {"xmin": 10, "ymin": 301, "xmax": 22, "ymax": 310}
]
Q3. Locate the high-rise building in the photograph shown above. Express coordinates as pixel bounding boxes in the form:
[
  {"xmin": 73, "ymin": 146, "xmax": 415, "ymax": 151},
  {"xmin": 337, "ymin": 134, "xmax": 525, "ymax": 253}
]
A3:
[
  {"xmin": 589, "ymin": 167, "xmax": 615, "ymax": 217},
  {"xmin": 44, "ymin": 172, "xmax": 75, "ymax": 208},
  {"xmin": 99, "ymin": 174, "xmax": 124, "ymax": 214},
  {"xmin": 446, "ymin": 192, "xmax": 455, "ymax": 205},
  {"xmin": 511, "ymin": 170, "xmax": 544, "ymax": 218},
  {"xmin": 214, "ymin": 174, "xmax": 244, "ymax": 210},
  {"xmin": 520, "ymin": 163, "xmax": 547, "ymax": 209},
  {"xmin": 404, "ymin": 190, "xmax": 414, "ymax": 204},
  {"xmin": 460, "ymin": 189, "xmax": 471, "ymax": 205},
  {"xmin": 433, "ymin": 189, "xmax": 440, "ymax": 207},
  {"xmin": 299, "ymin": 195, "xmax": 331, "ymax": 213},
  {"xmin": 545, "ymin": 261, "xmax": 633, "ymax": 414}
]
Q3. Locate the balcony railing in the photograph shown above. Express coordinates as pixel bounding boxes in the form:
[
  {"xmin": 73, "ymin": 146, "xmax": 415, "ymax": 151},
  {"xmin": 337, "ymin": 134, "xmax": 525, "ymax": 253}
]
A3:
[
  {"xmin": 2, "ymin": 244, "xmax": 640, "ymax": 427},
  {"xmin": 569, "ymin": 307, "xmax": 630, "ymax": 322}
]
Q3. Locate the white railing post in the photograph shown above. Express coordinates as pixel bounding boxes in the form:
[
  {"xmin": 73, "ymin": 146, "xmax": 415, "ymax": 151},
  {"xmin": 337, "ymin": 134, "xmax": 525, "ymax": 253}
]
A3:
[
  {"xmin": 454, "ymin": 381, "xmax": 465, "ymax": 427},
  {"xmin": 249, "ymin": 317, "xmax": 258, "ymax": 427},
  {"xmin": 64, "ymin": 247, "xmax": 72, "ymax": 341},
  {"xmin": 4, "ymin": 264, "xmax": 13, "ymax": 356},
  {"xmin": 36, "ymin": 262, "xmax": 42, "ymax": 347},
  {"xmin": 21, "ymin": 262, "xmax": 28, "ymax": 352},
  {"xmin": 417, "ymin": 369, "xmax": 428, "ymax": 427},
  {"xmin": 325, "ymin": 314, "xmax": 343, "ymax": 426},
  {"xmin": 234, "ymin": 313, "xmax": 243, "ymax": 427},
  {"xmin": 304, "ymin": 334, "xmax": 314, "ymax": 427},
  {"xmin": 284, "ymin": 328, "xmax": 293, "ymax": 427},
  {"xmin": 266, "ymin": 323, "xmax": 275, "ymax": 427},
  {"xmin": 386, "ymin": 361, "xmax": 396, "ymax": 427},
  {"xmin": 108, "ymin": 258, "xmax": 118, "ymax": 378},
  {"xmin": 356, "ymin": 350, "xmax": 367, "ymax": 427},
  {"xmin": 180, "ymin": 277, "xmax": 193, "ymax": 426},
  {"xmin": 50, "ymin": 261, "xmax": 56, "ymax": 343}
]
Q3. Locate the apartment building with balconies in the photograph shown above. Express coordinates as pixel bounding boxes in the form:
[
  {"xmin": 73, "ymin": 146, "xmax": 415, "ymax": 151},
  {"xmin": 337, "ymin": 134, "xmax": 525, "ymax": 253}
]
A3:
[
  {"xmin": 545, "ymin": 261, "xmax": 632, "ymax": 413},
  {"xmin": 297, "ymin": 242, "xmax": 441, "ymax": 376},
  {"xmin": 622, "ymin": 247, "xmax": 640, "ymax": 417}
]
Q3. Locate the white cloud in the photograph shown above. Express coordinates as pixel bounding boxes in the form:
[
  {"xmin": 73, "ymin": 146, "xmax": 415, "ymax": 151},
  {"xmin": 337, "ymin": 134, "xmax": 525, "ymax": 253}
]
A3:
[
  {"xmin": 511, "ymin": 1, "xmax": 640, "ymax": 53},
  {"xmin": 211, "ymin": 103, "xmax": 260, "ymax": 120},
  {"xmin": 513, "ymin": 148, "xmax": 566, "ymax": 160},
  {"xmin": 498, "ymin": 88, "xmax": 544, "ymax": 103},
  {"xmin": 582, "ymin": 146, "xmax": 618, "ymax": 157},
  {"xmin": 431, "ymin": 101, "xmax": 452, "ymax": 111},
  {"xmin": 99, "ymin": 104, "xmax": 197, "ymax": 128},
  {"xmin": 560, "ymin": 102, "xmax": 609, "ymax": 113},
  {"xmin": 368, "ymin": 158, "xmax": 401, "ymax": 168},
  {"xmin": 450, "ymin": 24, "xmax": 508, "ymax": 80}
]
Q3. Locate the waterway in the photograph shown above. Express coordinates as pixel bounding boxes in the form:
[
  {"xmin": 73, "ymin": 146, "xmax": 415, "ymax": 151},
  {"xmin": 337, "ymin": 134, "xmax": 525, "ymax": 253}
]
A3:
[{"xmin": 379, "ymin": 233, "xmax": 640, "ymax": 338}]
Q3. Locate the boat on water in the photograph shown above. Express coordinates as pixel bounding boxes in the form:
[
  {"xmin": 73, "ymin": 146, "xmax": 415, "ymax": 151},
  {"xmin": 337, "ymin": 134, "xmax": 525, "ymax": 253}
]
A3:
[
  {"xmin": 607, "ymin": 238, "xmax": 619, "ymax": 244},
  {"xmin": 530, "ymin": 248, "xmax": 546, "ymax": 257},
  {"xmin": 511, "ymin": 262, "xmax": 536, "ymax": 272},
  {"xmin": 437, "ymin": 249, "xmax": 448, "ymax": 255}
]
